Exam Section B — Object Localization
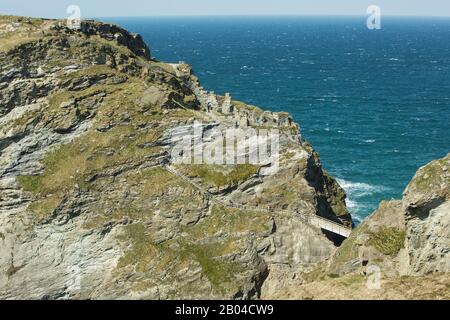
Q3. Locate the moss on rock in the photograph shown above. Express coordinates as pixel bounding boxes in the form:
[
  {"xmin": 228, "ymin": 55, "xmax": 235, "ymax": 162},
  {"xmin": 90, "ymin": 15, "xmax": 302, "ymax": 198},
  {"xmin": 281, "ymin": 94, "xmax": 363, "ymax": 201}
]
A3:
[
  {"xmin": 179, "ymin": 164, "xmax": 259, "ymax": 189},
  {"xmin": 368, "ymin": 227, "xmax": 406, "ymax": 256}
]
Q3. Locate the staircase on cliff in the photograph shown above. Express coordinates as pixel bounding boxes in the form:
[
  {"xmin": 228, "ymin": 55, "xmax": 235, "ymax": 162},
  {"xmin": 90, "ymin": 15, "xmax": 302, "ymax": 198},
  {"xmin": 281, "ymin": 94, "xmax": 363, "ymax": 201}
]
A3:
[{"xmin": 164, "ymin": 165, "xmax": 352, "ymax": 238}]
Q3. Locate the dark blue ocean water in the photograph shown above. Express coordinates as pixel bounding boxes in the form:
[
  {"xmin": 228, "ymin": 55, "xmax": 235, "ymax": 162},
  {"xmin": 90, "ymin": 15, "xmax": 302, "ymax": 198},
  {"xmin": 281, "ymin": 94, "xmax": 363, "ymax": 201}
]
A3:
[{"xmin": 103, "ymin": 16, "xmax": 450, "ymax": 222}]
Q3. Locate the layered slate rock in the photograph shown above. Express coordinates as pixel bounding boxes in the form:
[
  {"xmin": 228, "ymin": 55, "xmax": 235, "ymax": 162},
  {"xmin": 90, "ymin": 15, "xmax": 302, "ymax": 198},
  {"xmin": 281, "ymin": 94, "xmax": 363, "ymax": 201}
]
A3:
[
  {"xmin": 262, "ymin": 154, "xmax": 449, "ymax": 300},
  {"xmin": 0, "ymin": 16, "xmax": 350, "ymax": 299},
  {"xmin": 328, "ymin": 153, "xmax": 450, "ymax": 278},
  {"xmin": 403, "ymin": 154, "xmax": 450, "ymax": 275}
]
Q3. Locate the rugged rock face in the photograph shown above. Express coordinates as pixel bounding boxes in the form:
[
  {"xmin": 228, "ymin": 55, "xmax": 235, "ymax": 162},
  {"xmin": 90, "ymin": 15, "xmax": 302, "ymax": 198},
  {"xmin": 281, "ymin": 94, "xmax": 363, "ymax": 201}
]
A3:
[
  {"xmin": 402, "ymin": 154, "xmax": 450, "ymax": 275},
  {"xmin": 328, "ymin": 153, "xmax": 449, "ymax": 278},
  {"xmin": 0, "ymin": 16, "xmax": 351, "ymax": 299},
  {"xmin": 262, "ymin": 154, "xmax": 449, "ymax": 300}
]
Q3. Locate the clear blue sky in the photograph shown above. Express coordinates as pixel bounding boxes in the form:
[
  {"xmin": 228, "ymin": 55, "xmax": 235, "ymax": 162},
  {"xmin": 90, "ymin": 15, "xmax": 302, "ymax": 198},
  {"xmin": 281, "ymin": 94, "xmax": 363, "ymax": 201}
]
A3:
[{"xmin": 1, "ymin": 0, "xmax": 449, "ymax": 18}]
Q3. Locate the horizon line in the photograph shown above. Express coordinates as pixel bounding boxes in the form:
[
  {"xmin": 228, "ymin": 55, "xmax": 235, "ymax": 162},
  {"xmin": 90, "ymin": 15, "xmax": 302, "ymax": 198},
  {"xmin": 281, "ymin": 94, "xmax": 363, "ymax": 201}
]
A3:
[
  {"xmin": 2, "ymin": 13, "xmax": 450, "ymax": 19},
  {"xmin": 97, "ymin": 13, "xmax": 450, "ymax": 18}
]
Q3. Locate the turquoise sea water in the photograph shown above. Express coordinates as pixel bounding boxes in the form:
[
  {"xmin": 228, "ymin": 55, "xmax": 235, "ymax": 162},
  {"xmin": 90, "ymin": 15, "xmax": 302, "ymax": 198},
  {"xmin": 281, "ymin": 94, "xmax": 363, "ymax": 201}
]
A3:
[{"xmin": 104, "ymin": 16, "xmax": 450, "ymax": 222}]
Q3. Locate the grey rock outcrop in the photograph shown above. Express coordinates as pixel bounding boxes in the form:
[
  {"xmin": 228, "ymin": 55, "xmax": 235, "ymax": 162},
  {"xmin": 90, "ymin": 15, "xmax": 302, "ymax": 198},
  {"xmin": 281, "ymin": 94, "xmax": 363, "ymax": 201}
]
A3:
[
  {"xmin": 261, "ymin": 154, "xmax": 449, "ymax": 300},
  {"xmin": 328, "ymin": 153, "xmax": 450, "ymax": 277},
  {"xmin": 0, "ymin": 16, "xmax": 351, "ymax": 299},
  {"xmin": 402, "ymin": 154, "xmax": 450, "ymax": 275}
]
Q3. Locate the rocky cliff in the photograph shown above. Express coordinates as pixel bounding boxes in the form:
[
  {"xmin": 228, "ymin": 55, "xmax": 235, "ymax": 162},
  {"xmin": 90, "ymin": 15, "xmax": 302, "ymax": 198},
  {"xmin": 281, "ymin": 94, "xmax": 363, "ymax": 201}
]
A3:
[
  {"xmin": 0, "ymin": 16, "xmax": 351, "ymax": 299},
  {"xmin": 265, "ymin": 153, "xmax": 450, "ymax": 300},
  {"xmin": 328, "ymin": 153, "xmax": 449, "ymax": 278}
]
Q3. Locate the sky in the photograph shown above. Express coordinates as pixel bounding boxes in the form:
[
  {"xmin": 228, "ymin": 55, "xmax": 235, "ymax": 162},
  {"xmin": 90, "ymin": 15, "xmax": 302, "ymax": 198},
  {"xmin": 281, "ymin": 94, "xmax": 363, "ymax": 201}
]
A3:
[{"xmin": 0, "ymin": 0, "xmax": 450, "ymax": 18}]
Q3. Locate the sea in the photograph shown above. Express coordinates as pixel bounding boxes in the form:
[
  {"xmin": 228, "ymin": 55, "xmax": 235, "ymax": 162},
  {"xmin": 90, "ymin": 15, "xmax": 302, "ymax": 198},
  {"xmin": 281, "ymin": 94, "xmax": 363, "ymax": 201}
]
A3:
[{"xmin": 103, "ymin": 16, "xmax": 450, "ymax": 223}]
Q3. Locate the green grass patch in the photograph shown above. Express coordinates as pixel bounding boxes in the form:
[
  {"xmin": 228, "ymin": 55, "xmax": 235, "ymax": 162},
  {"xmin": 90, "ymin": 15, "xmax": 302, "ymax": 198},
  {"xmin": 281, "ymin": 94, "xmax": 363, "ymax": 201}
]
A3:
[
  {"xmin": 17, "ymin": 124, "xmax": 162, "ymax": 196},
  {"xmin": 301, "ymin": 263, "xmax": 328, "ymax": 283},
  {"xmin": 117, "ymin": 223, "xmax": 246, "ymax": 293},
  {"xmin": 150, "ymin": 61, "xmax": 180, "ymax": 74},
  {"xmin": 414, "ymin": 162, "xmax": 441, "ymax": 190},
  {"xmin": 60, "ymin": 64, "xmax": 122, "ymax": 81},
  {"xmin": 410, "ymin": 157, "xmax": 450, "ymax": 199},
  {"xmin": 330, "ymin": 224, "xmax": 368, "ymax": 272},
  {"xmin": 337, "ymin": 274, "xmax": 366, "ymax": 287},
  {"xmin": 12, "ymin": 108, "xmax": 41, "ymax": 127},
  {"xmin": 117, "ymin": 224, "xmax": 159, "ymax": 272},
  {"xmin": 17, "ymin": 175, "xmax": 42, "ymax": 193},
  {"xmin": 28, "ymin": 194, "xmax": 62, "ymax": 220},
  {"xmin": 180, "ymin": 164, "xmax": 259, "ymax": 189},
  {"xmin": 83, "ymin": 167, "xmax": 199, "ymax": 229},
  {"xmin": 0, "ymin": 17, "xmax": 47, "ymax": 52},
  {"xmin": 184, "ymin": 205, "xmax": 270, "ymax": 238},
  {"xmin": 125, "ymin": 167, "xmax": 186, "ymax": 197},
  {"xmin": 179, "ymin": 239, "xmax": 244, "ymax": 293},
  {"xmin": 17, "ymin": 123, "xmax": 162, "ymax": 221},
  {"xmin": 368, "ymin": 227, "xmax": 406, "ymax": 256}
]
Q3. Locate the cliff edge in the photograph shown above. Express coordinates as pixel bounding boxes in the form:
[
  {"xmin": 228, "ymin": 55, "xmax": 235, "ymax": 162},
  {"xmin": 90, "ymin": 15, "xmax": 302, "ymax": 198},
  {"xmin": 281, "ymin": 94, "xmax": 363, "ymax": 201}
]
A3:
[
  {"xmin": 0, "ymin": 16, "xmax": 351, "ymax": 299},
  {"xmin": 265, "ymin": 153, "xmax": 449, "ymax": 300}
]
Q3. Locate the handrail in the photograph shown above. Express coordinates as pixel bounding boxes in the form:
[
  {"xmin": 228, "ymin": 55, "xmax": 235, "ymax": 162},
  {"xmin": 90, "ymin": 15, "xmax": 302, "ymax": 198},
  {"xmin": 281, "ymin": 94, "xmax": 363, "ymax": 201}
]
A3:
[{"xmin": 164, "ymin": 165, "xmax": 352, "ymax": 238}]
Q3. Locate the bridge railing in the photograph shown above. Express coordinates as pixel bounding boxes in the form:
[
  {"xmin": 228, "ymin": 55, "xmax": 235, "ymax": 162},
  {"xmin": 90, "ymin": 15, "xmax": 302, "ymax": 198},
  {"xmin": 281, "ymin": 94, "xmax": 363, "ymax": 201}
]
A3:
[
  {"xmin": 164, "ymin": 165, "xmax": 352, "ymax": 238},
  {"xmin": 309, "ymin": 215, "xmax": 352, "ymax": 237}
]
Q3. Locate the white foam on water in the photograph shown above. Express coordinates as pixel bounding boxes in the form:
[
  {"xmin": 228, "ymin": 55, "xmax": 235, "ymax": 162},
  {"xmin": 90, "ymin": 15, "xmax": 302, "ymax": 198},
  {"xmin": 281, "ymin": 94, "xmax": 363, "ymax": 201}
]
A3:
[
  {"xmin": 345, "ymin": 199, "xmax": 359, "ymax": 210},
  {"xmin": 337, "ymin": 178, "xmax": 388, "ymax": 197},
  {"xmin": 337, "ymin": 178, "xmax": 390, "ymax": 224}
]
